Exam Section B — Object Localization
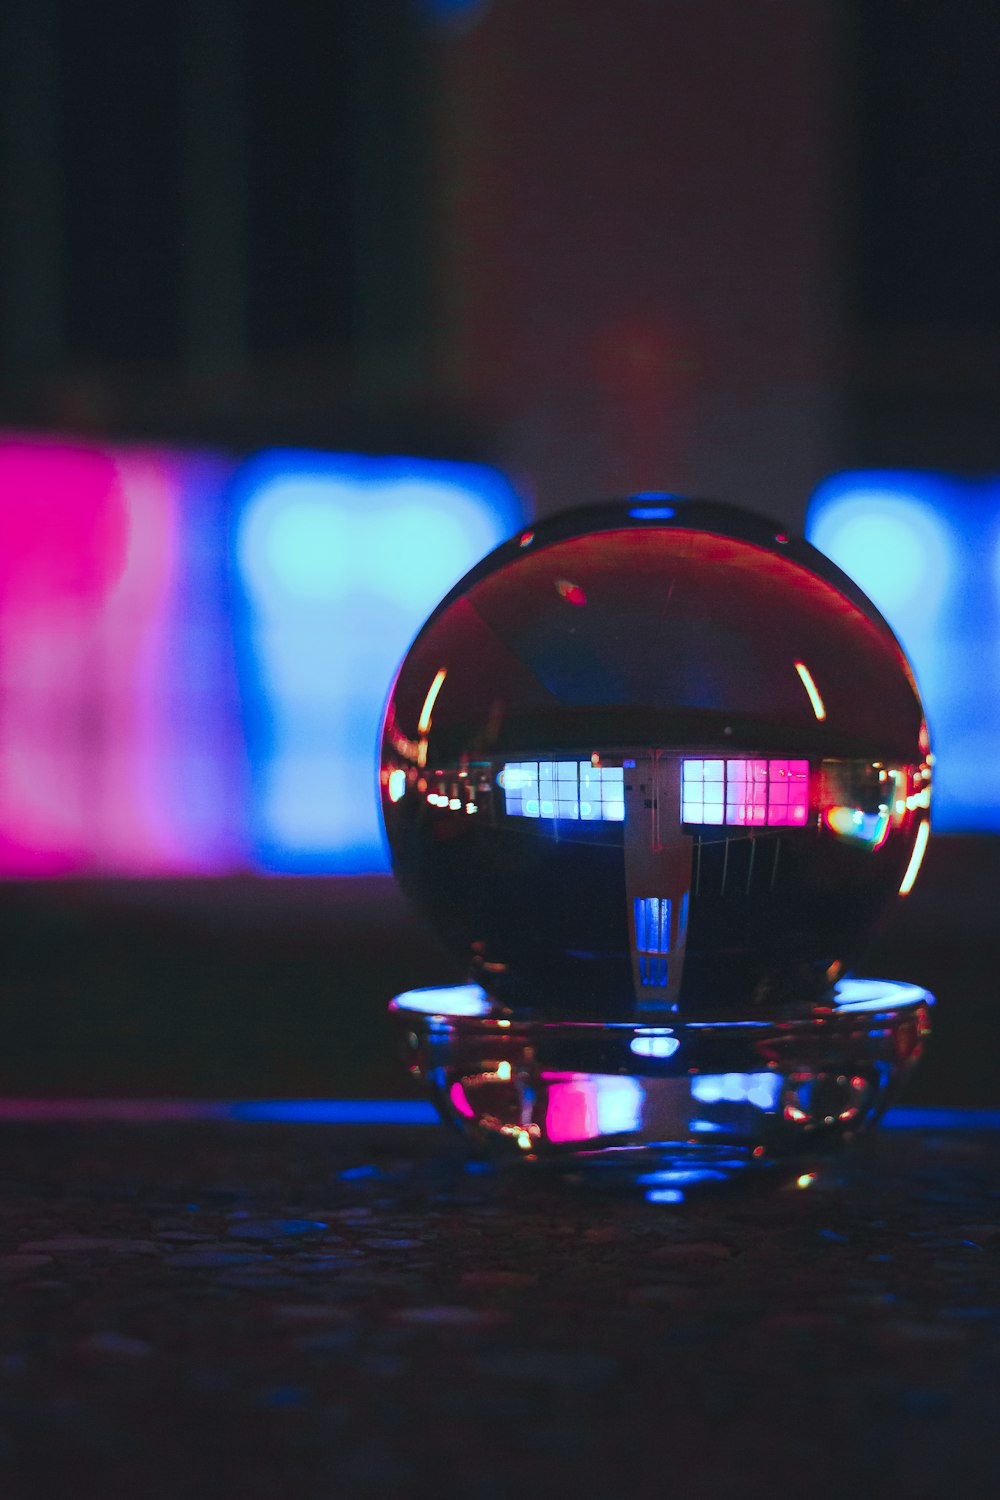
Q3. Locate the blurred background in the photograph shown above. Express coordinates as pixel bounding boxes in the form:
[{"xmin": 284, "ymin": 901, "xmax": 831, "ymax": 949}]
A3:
[{"xmin": 0, "ymin": 0, "xmax": 998, "ymax": 1101}]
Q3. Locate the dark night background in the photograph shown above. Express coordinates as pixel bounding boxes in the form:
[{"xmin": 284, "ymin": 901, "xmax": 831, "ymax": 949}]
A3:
[
  {"xmin": 1, "ymin": 0, "xmax": 999, "ymax": 1101},
  {"xmin": 4, "ymin": 10, "xmax": 1000, "ymax": 1500}
]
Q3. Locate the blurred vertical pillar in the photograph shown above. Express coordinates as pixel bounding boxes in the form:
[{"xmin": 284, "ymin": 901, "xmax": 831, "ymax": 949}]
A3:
[
  {"xmin": 0, "ymin": 0, "xmax": 63, "ymax": 379},
  {"xmin": 432, "ymin": 0, "xmax": 842, "ymax": 522},
  {"xmin": 181, "ymin": 0, "xmax": 247, "ymax": 379},
  {"xmin": 347, "ymin": 0, "xmax": 435, "ymax": 400}
]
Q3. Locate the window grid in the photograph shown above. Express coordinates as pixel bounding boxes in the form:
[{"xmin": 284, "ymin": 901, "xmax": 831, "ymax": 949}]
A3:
[
  {"xmin": 682, "ymin": 759, "xmax": 809, "ymax": 828},
  {"xmin": 501, "ymin": 761, "xmax": 625, "ymax": 822}
]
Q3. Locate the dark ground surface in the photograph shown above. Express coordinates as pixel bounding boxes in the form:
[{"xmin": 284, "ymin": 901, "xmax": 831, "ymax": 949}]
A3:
[
  {"xmin": 4, "ymin": 1119, "xmax": 1000, "ymax": 1499},
  {"xmin": 1, "ymin": 839, "xmax": 1000, "ymax": 1497},
  {"xmin": 0, "ymin": 833, "xmax": 998, "ymax": 1104}
]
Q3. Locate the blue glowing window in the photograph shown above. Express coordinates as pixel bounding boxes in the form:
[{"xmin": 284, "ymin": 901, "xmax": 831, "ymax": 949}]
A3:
[
  {"xmin": 634, "ymin": 896, "xmax": 670, "ymax": 953},
  {"xmin": 501, "ymin": 760, "xmax": 625, "ymax": 822},
  {"xmin": 634, "ymin": 896, "xmax": 670, "ymax": 988},
  {"xmin": 640, "ymin": 956, "xmax": 668, "ymax": 986}
]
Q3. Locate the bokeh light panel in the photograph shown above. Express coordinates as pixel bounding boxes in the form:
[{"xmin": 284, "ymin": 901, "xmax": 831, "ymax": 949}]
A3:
[
  {"xmin": 0, "ymin": 439, "xmax": 242, "ymax": 875},
  {"xmin": 0, "ymin": 437, "xmax": 519, "ymax": 875},
  {"xmin": 232, "ymin": 451, "xmax": 520, "ymax": 871},
  {"xmin": 808, "ymin": 471, "xmax": 1000, "ymax": 831},
  {"xmin": 4, "ymin": 453, "xmax": 993, "ymax": 869}
]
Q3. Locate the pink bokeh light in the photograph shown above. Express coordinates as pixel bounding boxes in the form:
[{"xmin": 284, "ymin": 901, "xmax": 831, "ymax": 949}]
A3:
[
  {"xmin": 0, "ymin": 442, "xmax": 128, "ymax": 603},
  {"xmin": 0, "ymin": 437, "xmax": 243, "ymax": 875},
  {"xmin": 0, "ymin": 441, "xmax": 130, "ymax": 874}
]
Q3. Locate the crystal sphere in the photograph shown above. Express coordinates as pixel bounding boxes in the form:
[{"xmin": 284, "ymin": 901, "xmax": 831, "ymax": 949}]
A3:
[{"xmin": 380, "ymin": 499, "xmax": 931, "ymax": 1018}]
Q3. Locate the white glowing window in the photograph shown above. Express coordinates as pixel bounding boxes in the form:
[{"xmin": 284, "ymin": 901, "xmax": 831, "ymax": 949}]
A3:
[
  {"xmin": 682, "ymin": 759, "xmax": 809, "ymax": 828},
  {"xmin": 501, "ymin": 761, "xmax": 626, "ymax": 822}
]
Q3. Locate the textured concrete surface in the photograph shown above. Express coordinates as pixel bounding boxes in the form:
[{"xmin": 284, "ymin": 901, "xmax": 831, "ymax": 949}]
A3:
[{"xmin": 3, "ymin": 1119, "xmax": 1000, "ymax": 1498}]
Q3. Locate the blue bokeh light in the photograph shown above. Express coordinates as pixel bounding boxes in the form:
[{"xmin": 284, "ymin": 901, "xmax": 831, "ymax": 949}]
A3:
[
  {"xmin": 691, "ymin": 1072, "xmax": 782, "ymax": 1110},
  {"xmin": 232, "ymin": 451, "xmax": 522, "ymax": 871},
  {"xmin": 393, "ymin": 984, "xmax": 492, "ymax": 1018},
  {"xmin": 808, "ymin": 477, "xmax": 954, "ymax": 636},
  {"xmin": 807, "ymin": 471, "xmax": 1000, "ymax": 832},
  {"xmin": 629, "ymin": 505, "xmax": 676, "ymax": 521},
  {"xmin": 638, "ymin": 1168, "xmax": 729, "ymax": 1186},
  {"xmin": 593, "ymin": 1076, "xmax": 645, "ymax": 1135}
]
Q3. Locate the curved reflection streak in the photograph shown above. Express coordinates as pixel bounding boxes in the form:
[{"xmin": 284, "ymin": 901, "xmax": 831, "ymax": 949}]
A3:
[
  {"xmin": 392, "ymin": 983, "xmax": 491, "ymax": 1017},
  {"xmin": 833, "ymin": 978, "xmax": 932, "ymax": 1012}
]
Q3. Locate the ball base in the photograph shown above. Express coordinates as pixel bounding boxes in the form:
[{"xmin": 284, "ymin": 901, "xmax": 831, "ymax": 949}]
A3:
[{"xmin": 389, "ymin": 978, "xmax": 933, "ymax": 1195}]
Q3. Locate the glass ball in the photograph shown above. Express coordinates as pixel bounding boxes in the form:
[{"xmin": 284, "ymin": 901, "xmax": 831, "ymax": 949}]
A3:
[{"xmin": 380, "ymin": 499, "xmax": 931, "ymax": 1018}]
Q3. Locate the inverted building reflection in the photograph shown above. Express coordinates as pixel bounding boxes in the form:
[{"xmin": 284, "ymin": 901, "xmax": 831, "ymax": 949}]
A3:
[{"xmin": 379, "ymin": 735, "xmax": 932, "ymax": 1014}]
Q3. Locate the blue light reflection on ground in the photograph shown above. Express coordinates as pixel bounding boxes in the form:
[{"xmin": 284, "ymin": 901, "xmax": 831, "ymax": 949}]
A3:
[
  {"xmin": 880, "ymin": 1108, "xmax": 1000, "ymax": 1131},
  {"xmin": 807, "ymin": 471, "xmax": 1000, "ymax": 831},
  {"xmin": 638, "ymin": 1168, "xmax": 730, "ymax": 1186},
  {"xmin": 0, "ymin": 1100, "xmax": 992, "ymax": 1129},
  {"xmin": 0, "ymin": 1099, "xmax": 439, "ymax": 1124},
  {"xmin": 228, "ymin": 1100, "xmax": 438, "ymax": 1125}
]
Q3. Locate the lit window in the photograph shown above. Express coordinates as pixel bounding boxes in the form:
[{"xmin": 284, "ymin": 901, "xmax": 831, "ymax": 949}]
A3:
[
  {"xmin": 634, "ymin": 896, "xmax": 670, "ymax": 987},
  {"xmin": 634, "ymin": 897, "xmax": 670, "ymax": 953},
  {"xmin": 682, "ymin": 758, "xmax": 809, "ymax": 828},
  {"xmin": 501, "ymin": 760, "xmax": 627, "ymax": 823}
]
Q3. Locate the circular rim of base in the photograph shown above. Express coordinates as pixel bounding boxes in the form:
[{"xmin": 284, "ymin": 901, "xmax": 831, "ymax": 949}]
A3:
[{"xmin": 389, "ymin": 978, "xmax": 934, "ymax": 1182}]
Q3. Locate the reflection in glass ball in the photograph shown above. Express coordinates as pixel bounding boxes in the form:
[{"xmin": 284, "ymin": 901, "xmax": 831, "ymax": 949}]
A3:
[{"xmin": 380, "ymin": 500, "xmax": 931, "ymax": 1019}]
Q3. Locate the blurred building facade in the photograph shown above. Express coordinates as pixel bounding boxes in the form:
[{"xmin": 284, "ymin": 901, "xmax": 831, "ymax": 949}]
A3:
[
  {"xmin": 5, "ymin": 2, "xmax": 996, "ymax": 525},
  {"xmin": 0, "ymin": 1, "xmax": 942, "ymax": 529}
]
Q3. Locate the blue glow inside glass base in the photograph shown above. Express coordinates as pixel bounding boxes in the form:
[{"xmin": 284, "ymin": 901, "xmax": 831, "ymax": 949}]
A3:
[{"xmin": 390, "ymin": 978, "xmax": 934, "ymax": 1194}]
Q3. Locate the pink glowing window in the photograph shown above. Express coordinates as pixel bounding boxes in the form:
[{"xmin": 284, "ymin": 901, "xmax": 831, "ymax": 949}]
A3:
[{"xmin": 682, "ymin": 759, "xmax": 809, "ymax": 828}]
